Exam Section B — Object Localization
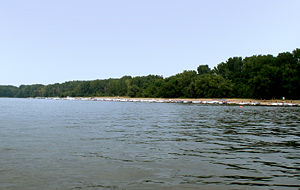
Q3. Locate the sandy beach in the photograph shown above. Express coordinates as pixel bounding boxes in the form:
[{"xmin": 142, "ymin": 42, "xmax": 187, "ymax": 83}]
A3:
[{"xmin": 39, "ymin": 97, "xmax": 300, "ymax": 107}]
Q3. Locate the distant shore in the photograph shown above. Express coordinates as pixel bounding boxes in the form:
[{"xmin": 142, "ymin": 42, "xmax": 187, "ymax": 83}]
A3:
[{"xmin": 30, "ymin": 97, "xmax": 300, "ymax": 107}]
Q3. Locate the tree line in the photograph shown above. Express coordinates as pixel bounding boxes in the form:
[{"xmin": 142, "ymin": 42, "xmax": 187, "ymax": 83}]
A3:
[{"xmin": 1, "ymin": 49, "xmax": 299, "ymax": 99}]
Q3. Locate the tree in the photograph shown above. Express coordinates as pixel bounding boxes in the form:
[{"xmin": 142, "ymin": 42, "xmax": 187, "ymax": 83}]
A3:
[
  {"xmin": 197, "ymin": 65, "xmax": 211, "ymax": 75},
  {"xmin": 214, "ymin": 57, "xmax": 243, "ymax": 81},
  {"xmin": 0, "ymin": 85, "xmax": 18, "ymax": 97},
  {"xmin": 127, "ymin": 85, "xmax": 139, "ymax": 97},
  {"xmin": 1, "ymin": 49, "xmax": 299, "ymax": 99},
  {"xmin": 194, "ymin": 74, "xmax": 233, "ymax": 98}
]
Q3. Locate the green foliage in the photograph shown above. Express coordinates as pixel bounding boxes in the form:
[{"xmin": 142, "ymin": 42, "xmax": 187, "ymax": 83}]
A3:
[
  {"xmin": 214, "ymin": 57, "xmax": 243, "ymax": 82},
  {"xmin": 128, "ymin": 85, "xmax": 139, "ymax": 97},
  {"xmin": 17, "ymin": 84, "xmax": 45, "ymax": 97},
  {"xmin": 0, "ymin": 85, "xmax": 19, "ymax": 97},
  {"xmin": 157, "ymin": 70, "xmax": 197, "ymax": 98},
  {"xmin": 0, "ymin": 49, "xmax": 299, "ymax": 99},
  {"xmin": 197, "ymin": 65, "xmax": 211, "ymax": 75},
  {"xmin": 193, "ymin": 74, "xmax": 233, "ymax": 98}
]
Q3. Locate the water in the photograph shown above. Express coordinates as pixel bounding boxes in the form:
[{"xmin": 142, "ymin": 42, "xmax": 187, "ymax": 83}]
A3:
[{"xmin": 0, "ymin": 98, "xmax": 299, "ymax": 190}]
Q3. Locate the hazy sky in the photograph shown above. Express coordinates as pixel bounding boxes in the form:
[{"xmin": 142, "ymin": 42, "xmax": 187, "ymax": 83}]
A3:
[{"xmin": 1, "ymin": 0, "xmax": 299, "ymax": 86}]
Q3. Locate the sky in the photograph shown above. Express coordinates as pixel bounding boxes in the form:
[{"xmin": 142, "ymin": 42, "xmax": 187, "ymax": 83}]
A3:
[{"xmin": 0, "ymin": 0, "xmax": 299, "ymax": 86}]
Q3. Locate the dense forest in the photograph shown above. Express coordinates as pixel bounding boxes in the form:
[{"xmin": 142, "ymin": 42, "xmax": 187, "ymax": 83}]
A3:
[{"xmin": 1, "ymin": 49, "xmax": 300, "ymax": 99}]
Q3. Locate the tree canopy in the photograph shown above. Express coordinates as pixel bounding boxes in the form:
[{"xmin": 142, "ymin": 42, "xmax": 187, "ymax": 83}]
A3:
[{"xmin": 1, "ymin": 49, "xmax": 299, "ymax": 99}]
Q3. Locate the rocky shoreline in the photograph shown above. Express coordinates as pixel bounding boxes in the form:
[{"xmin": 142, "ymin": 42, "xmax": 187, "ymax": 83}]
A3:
[{"xmin": 31, "ymin": 97, "xmax": 300, "ymax": 107}]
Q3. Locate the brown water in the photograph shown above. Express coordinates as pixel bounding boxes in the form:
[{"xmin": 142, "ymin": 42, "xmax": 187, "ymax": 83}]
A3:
[{"xmin": 0, "ymin": 98, "xmax": 299, "ymax": 189}]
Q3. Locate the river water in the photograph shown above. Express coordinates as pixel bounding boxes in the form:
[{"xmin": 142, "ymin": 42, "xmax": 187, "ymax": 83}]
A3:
[{"xmin": 0, "ymin": 98, "xmax": 299, "ymax": 190}]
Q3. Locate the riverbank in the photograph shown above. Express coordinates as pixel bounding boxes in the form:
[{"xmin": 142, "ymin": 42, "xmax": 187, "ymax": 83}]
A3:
[{"xmin": 32, "ymin": 97, "xmax": 300, "ymax": 107}]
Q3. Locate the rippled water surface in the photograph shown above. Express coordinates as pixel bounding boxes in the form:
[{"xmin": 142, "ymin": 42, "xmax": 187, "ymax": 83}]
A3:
[{"xmin": 0, "ymin": 98, "xmax": 299, "ymax": 190}]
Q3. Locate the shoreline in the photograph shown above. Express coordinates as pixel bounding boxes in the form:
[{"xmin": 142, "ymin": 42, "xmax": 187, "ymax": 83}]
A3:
[{"xmin": 30, "ymin": 97, "xmax": 300, "ymax": 107}]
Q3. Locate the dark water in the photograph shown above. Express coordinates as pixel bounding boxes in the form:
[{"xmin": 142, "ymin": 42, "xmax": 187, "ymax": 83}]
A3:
[{"xmin": 0, "ymin": 98, "xmax": 299, "ymax": 190}]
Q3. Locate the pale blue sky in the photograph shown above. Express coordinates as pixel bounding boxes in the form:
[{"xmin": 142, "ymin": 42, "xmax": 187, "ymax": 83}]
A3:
[{"xmin": 1, "ymin": 0, "xmax": 299, "ymax": 86}]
